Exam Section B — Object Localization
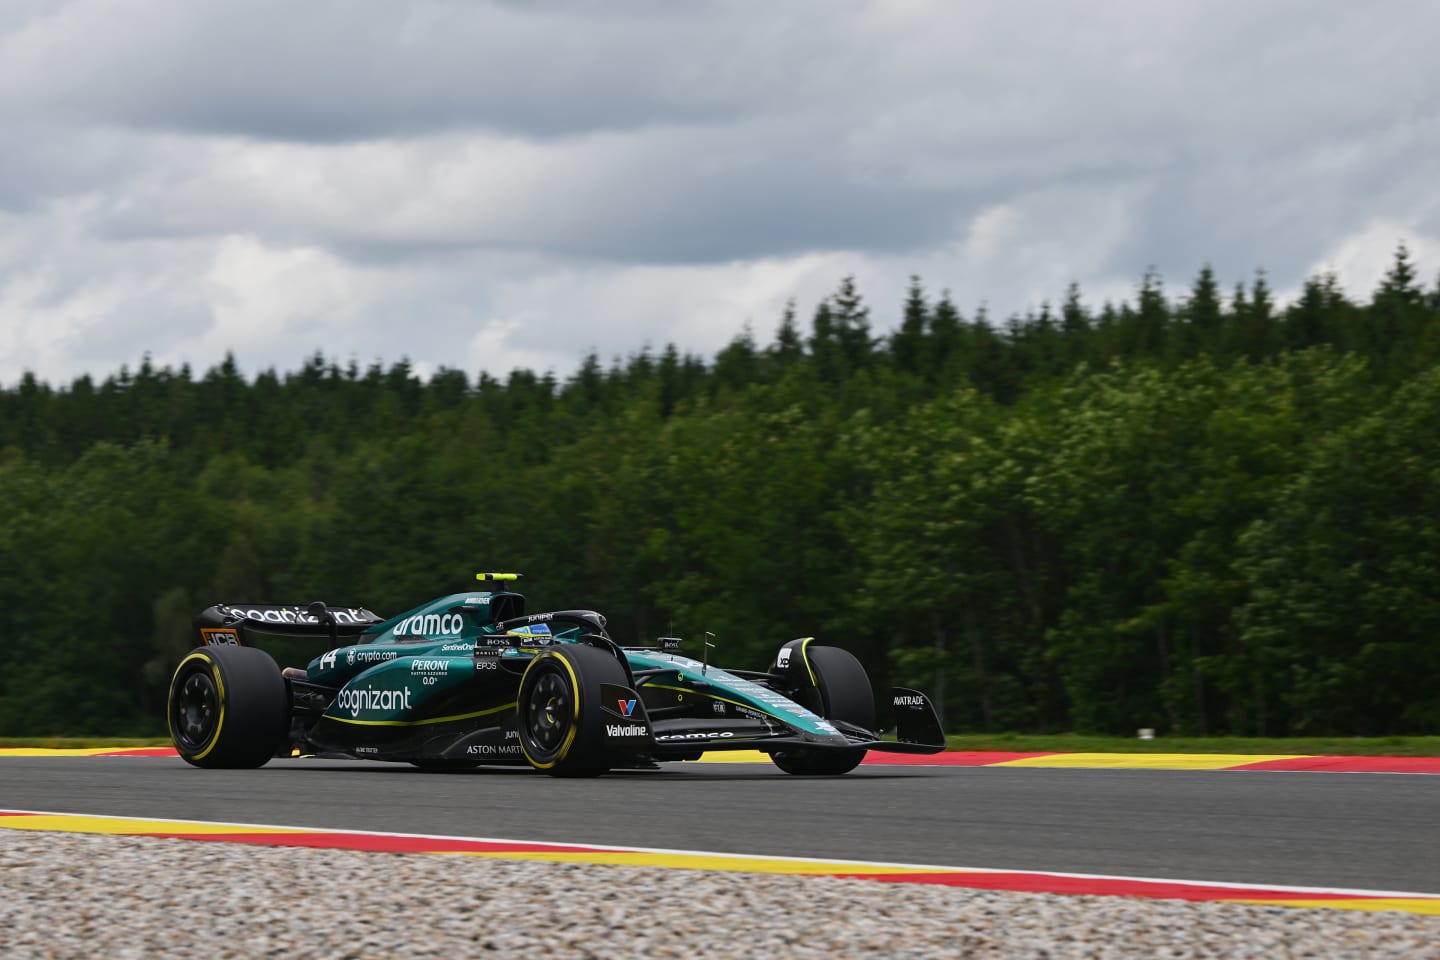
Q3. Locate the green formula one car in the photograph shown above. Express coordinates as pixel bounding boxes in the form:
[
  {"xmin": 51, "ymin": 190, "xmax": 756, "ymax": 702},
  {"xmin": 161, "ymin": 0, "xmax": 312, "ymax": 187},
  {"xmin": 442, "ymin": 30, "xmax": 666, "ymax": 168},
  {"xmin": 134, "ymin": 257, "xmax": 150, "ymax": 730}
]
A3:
[{"xmin": 167, "ymin": 574, "xmax": 946, "ymax": 777}]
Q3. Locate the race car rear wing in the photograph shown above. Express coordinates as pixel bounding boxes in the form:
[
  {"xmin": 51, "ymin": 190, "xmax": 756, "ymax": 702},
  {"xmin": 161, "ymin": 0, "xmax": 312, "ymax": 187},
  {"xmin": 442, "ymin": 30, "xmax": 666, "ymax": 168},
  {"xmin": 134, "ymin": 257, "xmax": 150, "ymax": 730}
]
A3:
[{"xmin": 193, "ymin": 602, "xmax": 384, "ymax": 648}]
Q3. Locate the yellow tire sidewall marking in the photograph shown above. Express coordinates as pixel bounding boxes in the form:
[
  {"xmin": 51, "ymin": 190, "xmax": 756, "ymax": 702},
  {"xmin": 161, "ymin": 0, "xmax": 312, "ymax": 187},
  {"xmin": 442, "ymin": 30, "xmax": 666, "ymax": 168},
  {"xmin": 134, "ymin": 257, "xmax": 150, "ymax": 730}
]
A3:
[
  {"xmin": 517, "ymin": 651, "xmax": 581, "ymax": 770},
  {"xmin": 798, "ymin": 637, "xmax": 818, "ymax": 687},
  {"xmin": 168, "ymin": 651, "xmax": 226, "ymax": 762}
]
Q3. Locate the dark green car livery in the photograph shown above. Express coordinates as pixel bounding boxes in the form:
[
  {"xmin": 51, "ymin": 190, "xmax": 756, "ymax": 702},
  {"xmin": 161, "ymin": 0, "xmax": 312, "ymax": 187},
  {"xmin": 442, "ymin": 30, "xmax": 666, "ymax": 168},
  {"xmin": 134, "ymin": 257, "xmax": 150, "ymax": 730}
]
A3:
[{"xmin": 168, "ymin": 573, "xmax": 945, "ymax": 777}]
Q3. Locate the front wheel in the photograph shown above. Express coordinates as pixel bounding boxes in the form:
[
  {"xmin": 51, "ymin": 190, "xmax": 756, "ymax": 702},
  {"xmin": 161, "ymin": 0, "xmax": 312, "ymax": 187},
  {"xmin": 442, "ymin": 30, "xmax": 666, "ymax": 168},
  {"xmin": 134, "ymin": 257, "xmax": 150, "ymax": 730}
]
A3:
[
  {"xmin": 772, "ymin": 645, "xmax": 874, "ymax": 776},
  {"xmin": 168, "ymin": 646, "xmax": 289, "ymax": 769},
  {"xmin": 516, "ymin": 644, "xmax": 628, "ymax": 778}
]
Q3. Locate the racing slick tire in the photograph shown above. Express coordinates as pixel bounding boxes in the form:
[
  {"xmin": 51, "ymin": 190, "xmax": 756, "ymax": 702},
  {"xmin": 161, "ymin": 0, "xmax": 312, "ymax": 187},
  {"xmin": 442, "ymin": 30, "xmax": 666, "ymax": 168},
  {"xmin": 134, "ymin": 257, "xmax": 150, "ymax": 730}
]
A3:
[
  {"xmin": 168, "ymin": 645, "xmax": 290, "ymax": 769},
  {"xmin": 516, "ymin": 643, "xmax": 628, "ymax": 778},
  {"xmin": 772, "ymin": 645, "xmax": 875, "ymax": 776}
]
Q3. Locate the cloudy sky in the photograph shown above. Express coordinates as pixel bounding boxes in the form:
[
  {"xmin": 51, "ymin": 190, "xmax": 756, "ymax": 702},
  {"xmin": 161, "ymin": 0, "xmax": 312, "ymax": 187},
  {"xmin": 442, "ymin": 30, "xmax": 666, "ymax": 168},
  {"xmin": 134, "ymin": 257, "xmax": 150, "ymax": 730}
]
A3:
[{"xmin": 1, "ymin": 1, "xmax": 1436, "ymax": 387}]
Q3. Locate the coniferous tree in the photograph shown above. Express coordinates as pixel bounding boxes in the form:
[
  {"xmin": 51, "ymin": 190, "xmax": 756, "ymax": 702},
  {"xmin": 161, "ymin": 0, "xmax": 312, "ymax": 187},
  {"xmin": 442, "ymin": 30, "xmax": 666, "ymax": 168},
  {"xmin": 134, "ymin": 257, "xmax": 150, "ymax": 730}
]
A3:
[
  {"xmin": 3, "ymin": 254, "xmax": 1440, "ymax": 736},
  {"xmin": 770, "ymin": 299, "xmax": 804, "ymax": 368},
  {"xmin": 1178, "ymin": 265, "xmax": 1222, "ymax": 359},
  {"xmin": 809, "ymin": 300, "xmax": 841, "ymax": 384},
  {"xmin": 928, "ymin": 292, "xmax": 964, "ymax": 380},
  {"xmin": 1059, "ymin": 283, "xmax": 1090, "ymax": 368},
  {"xmin": 891, "ymin": 276, "xmax": 929, "ymax": 373},
  {"xmin": 830, "ymin": 275, "xmax": 874, "ymax": 375}
]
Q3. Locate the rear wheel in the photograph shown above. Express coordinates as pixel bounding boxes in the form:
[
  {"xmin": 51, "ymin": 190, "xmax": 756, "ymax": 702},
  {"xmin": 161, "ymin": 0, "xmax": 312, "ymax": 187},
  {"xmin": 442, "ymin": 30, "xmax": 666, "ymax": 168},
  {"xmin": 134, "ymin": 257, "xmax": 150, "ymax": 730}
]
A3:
[
  {"xmin": 516, "ymin": 644, "xmax": 628, "ymax": 778},
  {"xmin": 168, "ymin": 646, "xmax": 289, "ymax": 769},
  {"xmin": 772, "ymin": 645, "xmax": 874, "ymax": 776}
]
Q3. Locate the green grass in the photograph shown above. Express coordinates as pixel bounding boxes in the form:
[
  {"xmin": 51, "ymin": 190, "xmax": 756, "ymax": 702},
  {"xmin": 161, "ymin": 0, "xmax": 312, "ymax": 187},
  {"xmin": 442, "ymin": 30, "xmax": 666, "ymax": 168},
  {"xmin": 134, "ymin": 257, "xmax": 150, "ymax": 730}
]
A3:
[
  {"xmin": 5, "ymin": 733, "xmax": 1440, "ymax": 756},
  {"xmin": 945, "ymin": 733, "xmax": 1440, "ymax": 757}
]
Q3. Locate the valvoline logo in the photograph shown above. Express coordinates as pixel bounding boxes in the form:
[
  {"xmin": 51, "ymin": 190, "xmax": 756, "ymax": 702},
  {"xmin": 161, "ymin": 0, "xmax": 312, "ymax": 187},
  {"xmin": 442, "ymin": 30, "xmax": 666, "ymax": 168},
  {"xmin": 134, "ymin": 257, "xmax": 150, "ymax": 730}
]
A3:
[{"xmin": 618, "ymin": 699, "xmax": 637, "ymax": 717}]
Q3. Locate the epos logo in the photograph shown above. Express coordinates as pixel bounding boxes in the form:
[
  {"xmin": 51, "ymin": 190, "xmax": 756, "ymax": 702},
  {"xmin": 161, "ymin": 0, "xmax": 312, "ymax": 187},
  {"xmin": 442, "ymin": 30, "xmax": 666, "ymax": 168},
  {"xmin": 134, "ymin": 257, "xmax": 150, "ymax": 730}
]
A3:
[{"xmin": 618, "ymin": 699, "xmax": 637, "ymax": 717}]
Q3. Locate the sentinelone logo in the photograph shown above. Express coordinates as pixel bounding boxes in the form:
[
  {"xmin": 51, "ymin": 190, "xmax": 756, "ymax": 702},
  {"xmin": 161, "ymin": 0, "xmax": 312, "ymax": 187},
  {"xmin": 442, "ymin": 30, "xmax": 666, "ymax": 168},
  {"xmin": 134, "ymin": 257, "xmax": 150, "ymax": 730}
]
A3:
[{"xmin": 336, "ymin": 688, "xmax": 412, "ymax": 718}]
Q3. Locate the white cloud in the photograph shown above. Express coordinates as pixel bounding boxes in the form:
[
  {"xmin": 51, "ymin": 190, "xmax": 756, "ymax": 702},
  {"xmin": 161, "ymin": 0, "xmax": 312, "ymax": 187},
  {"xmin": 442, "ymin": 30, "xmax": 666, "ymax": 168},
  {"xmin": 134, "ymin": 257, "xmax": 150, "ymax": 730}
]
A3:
[
  {"xmin": 198, "ymin": 236, "xmax": 378, "ymax": 353},
  {"xmin": 1308, "ymin": 221, "xmax": 1440, "ymax": 299},
  {"xmin": 1, "ymin": 0, "xmax": 1438, "ymax": 387}
]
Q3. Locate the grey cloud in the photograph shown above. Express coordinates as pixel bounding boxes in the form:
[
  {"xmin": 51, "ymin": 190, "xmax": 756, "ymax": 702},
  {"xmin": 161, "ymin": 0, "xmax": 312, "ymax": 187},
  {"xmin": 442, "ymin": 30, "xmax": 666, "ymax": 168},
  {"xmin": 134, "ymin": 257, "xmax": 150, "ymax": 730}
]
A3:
[
  {"xmin": 79, "ymin": 116, "xmax": 968, "ymax": 266},
  {"xmin": 3, "ymin": 0, "xmax": 1440, "ymax": 388},
  {"xmin": 1105, "ymin": 112, "xmax": 1440, "ymax": 298},
  {"xmin": 0, "ymin": 125, "xmax": 148, "ymax": 213},
  {"xmin": 0, "ymin": 1, "xmax": 795, "ymax": 141}
]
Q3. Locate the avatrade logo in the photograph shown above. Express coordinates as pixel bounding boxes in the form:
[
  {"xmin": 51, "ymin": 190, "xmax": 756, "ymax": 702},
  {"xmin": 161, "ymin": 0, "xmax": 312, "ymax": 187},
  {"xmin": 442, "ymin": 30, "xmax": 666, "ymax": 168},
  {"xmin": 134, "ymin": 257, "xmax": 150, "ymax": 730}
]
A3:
[{"xmin": 618, "ymin": 699, "xmax": 637, "ymax": 717}]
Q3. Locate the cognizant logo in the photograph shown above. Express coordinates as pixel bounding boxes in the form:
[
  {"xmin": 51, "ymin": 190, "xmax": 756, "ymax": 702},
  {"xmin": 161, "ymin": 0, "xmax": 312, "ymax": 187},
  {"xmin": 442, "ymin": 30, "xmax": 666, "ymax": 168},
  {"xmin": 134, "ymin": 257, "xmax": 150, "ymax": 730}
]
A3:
[
  {"xmin": 234, "ymin": 607, "xmax": 373, "ymax": 626},
  {"xmin": 335, "ymin": 687, "xmax": 412, "ymax": 718}
]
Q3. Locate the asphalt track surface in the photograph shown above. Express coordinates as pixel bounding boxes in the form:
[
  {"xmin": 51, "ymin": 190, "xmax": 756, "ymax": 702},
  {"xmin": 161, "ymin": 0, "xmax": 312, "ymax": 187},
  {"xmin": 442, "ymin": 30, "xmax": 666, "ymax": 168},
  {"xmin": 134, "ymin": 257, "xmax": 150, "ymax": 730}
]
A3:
[{"xmin": 4, "ymin": 756, "xmax": 1439, "ymax": 895}]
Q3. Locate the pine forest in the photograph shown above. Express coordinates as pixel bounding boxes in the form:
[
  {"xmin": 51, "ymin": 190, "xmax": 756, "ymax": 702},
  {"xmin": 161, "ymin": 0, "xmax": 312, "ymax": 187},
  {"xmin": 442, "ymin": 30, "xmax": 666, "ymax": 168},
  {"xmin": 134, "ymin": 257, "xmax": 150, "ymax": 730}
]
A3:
[{"xmin": 3, "ymin": 249, "xmax": 1439, "ymax": 739}]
